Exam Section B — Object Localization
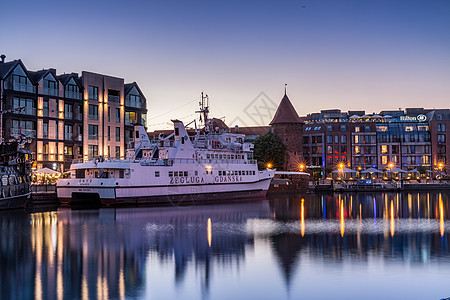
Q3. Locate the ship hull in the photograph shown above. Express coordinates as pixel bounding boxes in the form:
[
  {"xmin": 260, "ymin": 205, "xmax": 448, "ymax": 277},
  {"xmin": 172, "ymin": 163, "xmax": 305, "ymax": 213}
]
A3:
[
  {"xmin": 0, "ymin": 192, "xmax": 31, "ymax": 210},
  {"xmin": 57, "ymin": 178, "xmax": 272, "ymax": 206}
]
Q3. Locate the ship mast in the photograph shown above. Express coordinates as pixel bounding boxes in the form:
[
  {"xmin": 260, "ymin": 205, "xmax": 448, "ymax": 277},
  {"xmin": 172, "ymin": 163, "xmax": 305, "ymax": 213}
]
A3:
[{"xmin": 195, "ymin": 92, "xmax": 210, "ymax": 131}]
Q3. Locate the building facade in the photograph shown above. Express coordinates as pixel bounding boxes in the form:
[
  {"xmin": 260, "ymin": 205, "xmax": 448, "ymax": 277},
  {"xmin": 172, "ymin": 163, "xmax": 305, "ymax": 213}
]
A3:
[
  {"xmin": 268, "ymin": 92, "xmax": 449, "ymax": 177},
  {"xmin": 0, "ymin": 56, "xmax": 147, "ymax": 172},
  {"xmin": 301, "ymin": 108, "xmax": 449, "ymax": 177}
]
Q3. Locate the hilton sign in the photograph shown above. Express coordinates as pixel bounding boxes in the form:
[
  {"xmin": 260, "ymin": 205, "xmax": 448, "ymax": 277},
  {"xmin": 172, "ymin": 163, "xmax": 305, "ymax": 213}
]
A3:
[{"xmin": 399, "ymin": 114, "xmax": 427, "ymax": 122}]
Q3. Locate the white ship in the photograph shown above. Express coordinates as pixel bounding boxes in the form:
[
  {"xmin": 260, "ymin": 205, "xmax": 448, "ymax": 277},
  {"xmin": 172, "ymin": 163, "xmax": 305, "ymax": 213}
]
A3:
[{"xmin": 57, "ymin": 94, "xmax": 274, "ymax": 205}]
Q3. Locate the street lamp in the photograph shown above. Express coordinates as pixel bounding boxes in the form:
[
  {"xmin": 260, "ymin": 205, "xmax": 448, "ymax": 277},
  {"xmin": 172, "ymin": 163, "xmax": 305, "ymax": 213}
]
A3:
[
  {"xmin": 266, "ymin": 163, "xmax": 272, "ymax": 169},
  {"xmin": 299, "ymin": 163, "xmax": 305, "ymax": 172},
  {"xmin": 388, "ymin": 162, "xmax": 394, "ymax": 180},
  {"xmin": 438, "ymin": 162, "xmax": 444, "ymax": 179}
]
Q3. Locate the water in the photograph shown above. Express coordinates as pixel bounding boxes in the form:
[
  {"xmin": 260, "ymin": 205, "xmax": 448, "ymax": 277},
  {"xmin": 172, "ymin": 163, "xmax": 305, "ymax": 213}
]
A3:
[{"xmin": 1, "ymin": 191, "xmax": 450, "ymax": 300}]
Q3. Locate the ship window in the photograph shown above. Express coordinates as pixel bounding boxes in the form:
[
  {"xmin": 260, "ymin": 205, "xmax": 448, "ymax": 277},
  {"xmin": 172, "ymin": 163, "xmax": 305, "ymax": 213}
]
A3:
[
  {"xmin": 231, "ymin": 155, "xmax": 235, "ymax": 159},
  {"xmin": 219, "ymin": 154, "xmax": 222, "ymax": 159},
  {"xmin": 155, "ymin": 171, "xmax": 160, "ymax": 177},
  {"xmin": 119, "ymin": 170, "xmax": 124, "ymax": 178},
  {"xmin": 207, "ymin": 154, "xmax": 210, "ymax": 159},
  {"xmin": 174, "ymin": 171, "xmax": 178, "ymax": 176},
  {"xmin": 175, "ymin": 128, "xmax": 179, "ymax": 136},
  {"xmin": 76, "ymin": 169, "xmax": 85, "ymax": 178},
  {"xmin": 195, "ymin": 171, "xmax": 198, "ymax": 176},
  {"xmin": 169, "ymin": 171, "xmax": 173, "ymax": 177},
  {"xmin": 184, "ymin": 171, "xmax": 188, "ymax": 177}
]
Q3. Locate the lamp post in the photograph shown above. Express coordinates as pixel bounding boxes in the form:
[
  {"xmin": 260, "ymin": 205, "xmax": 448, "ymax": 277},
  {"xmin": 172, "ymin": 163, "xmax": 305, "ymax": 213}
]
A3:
[
  {"xmin": 388, "ymin": 162, "xmax": 394, "ymax": 181},
  {"xmin": 438, "ymin": 162, "xmax": 444, "ymax": 180},
  {"xmin": 338, "ymin": 162, "xmax": 344, "ymax": 181}
]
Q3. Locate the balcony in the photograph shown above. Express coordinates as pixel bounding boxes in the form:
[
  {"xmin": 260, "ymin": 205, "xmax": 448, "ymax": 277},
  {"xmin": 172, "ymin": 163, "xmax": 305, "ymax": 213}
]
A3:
[
  {"xmin": 11, "ymin": 128, "xmax": 36, "ymax": 138},
  {"xmin": 13, "ymin": 106, "xmax": 36, "ymax": 116},
  {"xmin": 43, "ymin": 87, "xmax": 58, "ymax": 96},
  {"xmin": 65, "ymin": 91, "xmax": 82, "ymax": 100},
  {"xmin": 6, "ymin": 82, "xmax": 36, "ymax": 93}
]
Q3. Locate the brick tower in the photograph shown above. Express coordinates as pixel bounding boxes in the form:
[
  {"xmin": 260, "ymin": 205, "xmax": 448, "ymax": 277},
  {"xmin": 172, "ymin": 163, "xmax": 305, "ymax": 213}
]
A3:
[{"xmin": 269, "ymin": 90, "xmax": 303, "ymax": 171}]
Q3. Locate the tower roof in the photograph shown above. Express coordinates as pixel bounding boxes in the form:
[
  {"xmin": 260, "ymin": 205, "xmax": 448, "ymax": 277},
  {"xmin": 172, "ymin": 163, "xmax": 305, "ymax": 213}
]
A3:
[{"xmin": 269, "ymin": 93, "xmax": 302, "ymax": 125}]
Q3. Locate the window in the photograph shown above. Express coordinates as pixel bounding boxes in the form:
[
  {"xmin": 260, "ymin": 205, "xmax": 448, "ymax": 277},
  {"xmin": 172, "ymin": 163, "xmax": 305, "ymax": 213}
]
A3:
[
  {"xmin": 341, "ymin": 135, "xmax": 346, "ymax": 143},
  {"xmin": 108, "ymin": 107, "xmax": 111, "ymax": 122},
  {"xmin": 64, "ymin": 124, "xmax": 73, "ymax": 140},
  {"xmin": 43, "ymin": 75, "xmax": 58, "ymax": 96},
  {"xmin": 125, "ymin": 89, "xmax": 142, "ymax": 108},
  {"xmin": 155, "ymin": 171, "xmax": 160, "ymax": 177},
  {"xmin": 381, "ymin": 156, "xmax": 388, "ymax": 165},
  {"xmin": 88, "ymin": 125, "xmax": 98, "ymax": 140},
  {"xmin": 364, "ymin": 126, "xmax": 370, "ymax": 132},
  {"xmin": 334, "ymin": 135, "xmax": 339, "ymax": 144},
  {"xmin": 327, "ymin": 135, "xmax": 332, "ymax": 143},
  {"xmin": 125, "ymin": 111, "xmax": 137, "ymax": 125},
  {"xmin": 13, "ymin": 97, "xmax": 35, "ymax": 115},
  {"xmin": 115, "ymin": 146, "xmax": 120, "ymax": 158},
  {"xmin": 88, "ymin": 86, "xmax": 98, "ymax": 100},
  {"xmin": 381, "ymin": 145, "xmax": 388, "ymax": 154},
  {"xmin": 354, "ymin": 146, "xmax": 360, "ymax": 154},
  {"xmin": 77, "ymin": 105, "xmax": 83, "ymax": 120},
  {"xmin": 43, "ymin": 122, "xmax": 49, "ymax": 139},
  {"xmin": 55, "ymin": 122, "xmax": 59, "ymax": 139},
  {"xmin": 107, "ymin": 126, "xmax": 111, "ymax": 141},
  {"xmin": 43, "ymin": 99, "xmax": 49, "ymax": 117},
  {"xmin": 355, "ymin": 126, "xmax": 360, "ymax": 132},
  {"xmin": 88, "ymin": 145, "xmax": 98, "ymax": 158},
  {"xmin": 354, "ymin": 135, "xmax": 360, "ymax": 144},
  {"xmin": 88, "ymin": 104, "xmax": 98, "ymax": 120},
  {"xmin": 341, "ymin": 145, "xmax": 347, "ymax": 154},
  {"xmin": 65, "ymin": 79, "xmax": 81, "ymax": 99},
  {"xmin": 65, "ymin": 103, "xmax": 73, "ymax": 119},
  {"xmin": 9, "ymin": 66, "xmax": 35, "ymax": 93},
  {"xmin": 340, "ymin": 125, "xmax": 346, "ymax": 132},
  {"xmin": 438, "ymin": 134, "xmax": 446, "ymax": 143},
  {"xmin": 116, "ymin": 127, "xmax": 120, "ymax": 141},
  {"xmin": 64, "ymin": 146, "xmax": 73, "ymax": 155},
  {"xmin": 108, "ymin": 89, "xmax": 120, "ymax": 103},
  {"xmin": 438, "ymin": 124, "xmax": 446, "ymax": 132},
  {"xmin": 327, "ymin": 145, "xmax": 333, "ymax": 154},
  {"xmin": 115, "ymin": 108, "xmax": 120, "ymax": 122},
  {"xmin": 326, "ymin": 125, "xmax": 332, "ymax": 132}
]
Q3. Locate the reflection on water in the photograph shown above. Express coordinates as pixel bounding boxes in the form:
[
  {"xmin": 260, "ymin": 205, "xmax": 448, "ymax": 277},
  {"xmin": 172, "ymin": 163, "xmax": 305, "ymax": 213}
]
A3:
[{"xmin": 1, "ymin": 192, "xmax": 450, "ymax": 299}]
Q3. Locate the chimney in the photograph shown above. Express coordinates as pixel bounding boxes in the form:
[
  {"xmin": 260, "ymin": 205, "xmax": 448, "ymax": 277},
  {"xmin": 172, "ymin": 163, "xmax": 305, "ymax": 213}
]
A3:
[{"xmin": 0, "ymin": 55, "xmax": 5, "ymax": 63}]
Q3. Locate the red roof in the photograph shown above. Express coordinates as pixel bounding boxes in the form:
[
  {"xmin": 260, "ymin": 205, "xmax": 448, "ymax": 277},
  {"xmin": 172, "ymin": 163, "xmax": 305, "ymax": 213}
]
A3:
[{"xmin": 269, "ymin": 94, "xmax": 302, "ymax": 125}]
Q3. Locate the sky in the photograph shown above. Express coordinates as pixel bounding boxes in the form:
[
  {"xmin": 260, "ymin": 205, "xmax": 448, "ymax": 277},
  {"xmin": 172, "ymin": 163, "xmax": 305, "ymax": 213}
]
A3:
[{"xmin": 2, "ymin": 0, "xmax": 450, "ymax": 130}]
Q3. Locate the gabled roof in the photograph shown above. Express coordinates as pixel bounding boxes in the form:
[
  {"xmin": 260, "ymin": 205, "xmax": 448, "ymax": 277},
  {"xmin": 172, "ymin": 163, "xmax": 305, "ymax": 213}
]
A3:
[
  {"xmin": 124, "ymin": 82, "xmax": 147, "ymax": 102},
  {"xmin": 56, "ymin": 73, "xmax": 82, "ymax": 87},
  {"xmin": 28, "ymin": 69, "xmax": 50, "ymax": 83},
  {"xmin": 269, "ymin": 93, "xmax": 302, "ymax": 125},
  {"xmin": 0, "ymin": 60, "xmax": 20, "ymax": 79}
]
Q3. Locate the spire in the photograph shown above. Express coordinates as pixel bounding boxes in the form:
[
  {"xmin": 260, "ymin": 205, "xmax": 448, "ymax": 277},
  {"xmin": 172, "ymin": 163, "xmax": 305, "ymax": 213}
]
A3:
[
  {"xmin": 269, "ymin": 91, "xmax": 302, "ymax": 125},
  {"xmin": 284, "ymin": 83, "xmax": 287, "ymax": 96}
]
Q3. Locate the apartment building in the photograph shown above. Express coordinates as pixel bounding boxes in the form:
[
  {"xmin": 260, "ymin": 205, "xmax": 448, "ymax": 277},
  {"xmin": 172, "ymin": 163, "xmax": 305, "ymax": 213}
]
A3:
[{"xmin": 0, "ymin": 56, "xmax": 147, "ymax": 172}]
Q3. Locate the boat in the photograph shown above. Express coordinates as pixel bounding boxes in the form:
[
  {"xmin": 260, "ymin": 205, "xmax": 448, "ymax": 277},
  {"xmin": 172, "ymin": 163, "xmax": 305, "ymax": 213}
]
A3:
[
  {"xmin": 57, "ymin": 93, "xmax": 275, "ymax": 205},
  {"xmin": 0, "ymin": 140, "xmax": 33, "ymax": 209}
]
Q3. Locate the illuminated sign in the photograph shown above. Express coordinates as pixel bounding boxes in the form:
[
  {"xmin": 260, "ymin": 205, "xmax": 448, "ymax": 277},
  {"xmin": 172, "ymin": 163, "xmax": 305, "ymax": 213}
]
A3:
[{"xmin": 399, "ymin": 114, "xmax": 427, "ymax": 122}]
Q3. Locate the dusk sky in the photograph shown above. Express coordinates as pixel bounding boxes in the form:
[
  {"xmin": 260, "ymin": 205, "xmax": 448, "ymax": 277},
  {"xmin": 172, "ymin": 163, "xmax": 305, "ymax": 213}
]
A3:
[{"xmin": 2, "ymin": 0, "xmax": 450, "ymax": 130}]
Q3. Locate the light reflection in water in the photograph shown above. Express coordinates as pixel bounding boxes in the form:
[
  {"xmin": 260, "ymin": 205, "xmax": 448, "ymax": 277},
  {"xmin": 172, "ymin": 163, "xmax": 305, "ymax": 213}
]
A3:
[
  {"xmin": 207, "ymin": 217, "xmax": 212, "ymax": 247},
  {"xmin": 340, "ymin": 199, "xmax": 345, "ymax": 237},
  {"xmin": 440, "ymin": 193, "xmax": 445, "ymax": 237},
  {"xmin": 390, "ymin": 200, "xmax": 395, "ymax": 237},
  {"xmin": 2, "ymin": 193, "xmax": 450, "ymax": 300},
  {"xmin": 301, "ymin": 198, "xmax": 305, "ymax": 237}
]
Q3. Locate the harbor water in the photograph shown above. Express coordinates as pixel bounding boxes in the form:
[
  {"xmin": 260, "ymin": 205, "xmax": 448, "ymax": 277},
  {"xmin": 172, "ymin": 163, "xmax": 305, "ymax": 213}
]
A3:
[{"xmin": 1, "ymin": 191, "xmax": 450, "ymax": 300}]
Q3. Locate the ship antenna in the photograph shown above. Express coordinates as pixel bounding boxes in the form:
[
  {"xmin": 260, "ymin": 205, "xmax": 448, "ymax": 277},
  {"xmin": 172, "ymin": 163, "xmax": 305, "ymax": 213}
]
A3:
[{"xmin": 196, "ymin": 92, "xmax": 210, "ymax": 130}]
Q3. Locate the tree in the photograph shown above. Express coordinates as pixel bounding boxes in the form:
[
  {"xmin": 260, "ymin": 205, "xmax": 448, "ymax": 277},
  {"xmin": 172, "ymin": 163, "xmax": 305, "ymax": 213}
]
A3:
[{"xmin": 253, "ymin": 130, "xmax": 286, "ymax": 170}]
